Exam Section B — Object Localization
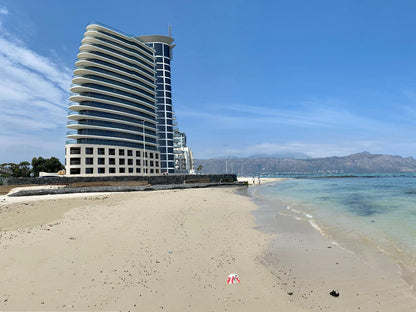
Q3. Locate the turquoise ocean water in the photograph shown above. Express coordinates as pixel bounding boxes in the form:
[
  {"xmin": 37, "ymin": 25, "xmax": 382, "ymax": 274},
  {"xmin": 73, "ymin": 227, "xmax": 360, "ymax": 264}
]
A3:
[{"xmin": 255, "ymin": 175, "xmax": 416, "ymax": 269}]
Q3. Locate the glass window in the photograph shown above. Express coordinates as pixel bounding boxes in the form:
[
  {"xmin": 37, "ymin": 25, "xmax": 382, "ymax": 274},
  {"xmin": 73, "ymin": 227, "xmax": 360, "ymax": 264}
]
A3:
[
  {"xmin": 109, "ymin": 148, "xmax": 115, "ymax": 155},
  {"xmin": 98, "ymin": 148, "xmax": 105, "ymax": 155},
  {"xmin": 86, "ymin": 157, "xmax": 94, "ymax": 165},
  {"xmin": 119, "ymin": 149, "xmax": 125, "ymax": 156},
  {"xmin": 119, "ymin": 158, "xmax": 125, "ymax": 165},
  {"xmin": 154, "ymin": 43, "xmax": 163, "ymax": 55},
  {"xmin": 155, "ymin": 154, "xmax": 159, "ymax": 159},
  {"xmin": 70, "ymin": 158, "xmax": 81, "ymax": 165},
  {"xmin": 70, "ymin": 168, "xmax": 80, "ymax": 174},
  {"xmin": 98, "ymin": 168, "xmax": 105, "ymax": 174},
  {"xmin": 109, "ymin": 158, "xmax": 115, "ymax": 165},
  {"xmin": 70, "ymin": 147, "xmax": 81, "ymax": 154},
  {"xmin": 128, "ymin": 159, "xmax": 133, "ymax": 165},
  {"xmin": 109, "ymin": 167, "xmax": 116, "ymax": 173},
  {"xmin": 150, "ymin": 161, "xmax": 154, "ymax": 166},
  {"xmin": 127, "ymin": 150, "xmax": 133, "ymax": 156},
  {"xmin": 85, "ymin": 147, "xmax": 93, "ymax": 154},
  {"xmin": 98, "ymin": 158, "xmax": 105, "ymax": 165},
  {"xmin": 119, "ymin": 168, "xmax": 125, "ymax": 173},
  {"xmin": 136, "ymin": 159, "xmax": 141, "ymax": 166},
  {"xmin": 136, "ymin": 151, "xmax": 140, "ymax": 157},
  {"xmin": 156, "ymin": 64, "xmax": 163, "ymax": 70},
  {"xmin": 85, "ymin": 168, "xmax": 94, "ymax": 174},
  {"xmin": 128, "ymin": 168, "xmax": 133, "ymax": 173},
  {"xmin": 150, "ymin": 169, "xmax": 154, "ymax": 174},
  {"xmin": 163, "ymin": 45, "xmax": 170, "ymax": 58},
  {"xmin": 136, "ymin": 168, "xmax": 141, "ymax": 173}
]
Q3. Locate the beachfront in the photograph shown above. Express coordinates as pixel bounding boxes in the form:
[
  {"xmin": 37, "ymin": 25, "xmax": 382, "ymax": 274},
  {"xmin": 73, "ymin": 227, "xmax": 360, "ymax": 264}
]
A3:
[
  {"xmin": 0, "ymin": 186, "xmax": 300, "ymax": 311},
  {"xmin": 1, "ymin": 183, "xmax": 416, "ymax": 311}
]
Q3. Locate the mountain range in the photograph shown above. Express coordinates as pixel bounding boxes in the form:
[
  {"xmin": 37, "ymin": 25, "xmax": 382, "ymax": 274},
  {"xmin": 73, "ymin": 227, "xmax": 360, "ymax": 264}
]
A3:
[{"xmin": 194, "ymin": 152, "xmax": 416, "ymax": 175}]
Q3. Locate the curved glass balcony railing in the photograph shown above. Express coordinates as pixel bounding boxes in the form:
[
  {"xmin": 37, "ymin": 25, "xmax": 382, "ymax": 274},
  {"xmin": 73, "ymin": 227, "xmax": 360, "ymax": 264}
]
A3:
[
  {"xmin": 66, "ymin": 119, "xmax": 157, "ymax": 137},
  {"xmin": 76, "ymin": 57, "xmax": 154, "ymax": 85},
  {"xmin": 87, "ymin": 24, "xmax": 154, "ymax": 62},
  {"xmin": 82, "ymin": 36, "xmax": 154, "ymax": 74},
  {"xmin": 77, "ymin": 49, "xmax": 154, "ymax": 84},
  {"xmin": 67, "ymin": 110, "xmax": 157, "ymax": 126},
  {"xmin": 73, "ymin": 66, "xmax": 155, "ymax": 93},
  {"xmin": 69, "ymin": 92, "xmax": 156, "ymax": 114},
  {"xmin": 70, "ymin": 83, "xmax": 154, "ymax": 105},
  {"xmin": 72, "ymin": 75, "xmax": 155, "ymax": 98}
]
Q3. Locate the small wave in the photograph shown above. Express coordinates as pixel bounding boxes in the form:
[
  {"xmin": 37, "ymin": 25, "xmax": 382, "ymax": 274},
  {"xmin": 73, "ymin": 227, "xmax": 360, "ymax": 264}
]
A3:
[{"xmin": 308, "ymin": 219, "xmax": 324, "ymax": 234}]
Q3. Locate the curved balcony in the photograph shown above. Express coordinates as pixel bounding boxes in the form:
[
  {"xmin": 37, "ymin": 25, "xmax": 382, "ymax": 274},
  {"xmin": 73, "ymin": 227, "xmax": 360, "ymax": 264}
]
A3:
[
  {"xmin": 66, "ymin": 133, "xmax": 158, "ymax": 148},
  {"xmin": 71, "ymin": 77, "xmax": 155, "ymax": 103},
  {"xmin": 86, "ymin": 24, "xmax": 154, "ymax": 61},
  {"xmin": 67, "ymin": 103, "xmax": 157, "ymax": 126},
  {"xmin": 77, "ymin": 46, "xmax": 155, "ymax": 82},
  {"xmin": 67, "ymin": 112, "xmax": 157, "ymax": 130},
  {"xmin": 70, "ymin": 84, "xmax": 155, "ymax": 110},
  {"xmin": 66, "ymin": 123, "xmax": 157, "ymax": 139},
  {"xmin": 73, "ymin": 66, "xmax": 156, "ymax": 95},
  {"xmin": 68, "ymin": 92, "xmax": 156, "ymax": 115},
  {"xmin": 82, "ymin": 35, "xmax": 155, "ymax": 74},
  {"xmin": 75, "ymin": 58, "xmax": 155, "ymax": 88}
]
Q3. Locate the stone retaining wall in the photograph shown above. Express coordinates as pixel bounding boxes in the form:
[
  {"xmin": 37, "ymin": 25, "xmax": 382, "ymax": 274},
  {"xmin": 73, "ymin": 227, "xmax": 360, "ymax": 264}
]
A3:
[{"xmin": 4, "ymin": 174, "xmax": 237, "ymax": 186}]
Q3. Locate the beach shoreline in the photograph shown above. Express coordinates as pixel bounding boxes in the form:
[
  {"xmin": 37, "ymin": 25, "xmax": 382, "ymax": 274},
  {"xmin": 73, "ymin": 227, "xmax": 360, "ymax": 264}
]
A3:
[
  {"xmin": 249, "ymin": 180, "xmax": 416, "ymax": 311},
  {"xmin": 1, "ymin": 182, "xmax": 416, "ymax": 311},
  {"xmin": 0, "ymin": 186, "xmax": 302, "ymax": 311}
]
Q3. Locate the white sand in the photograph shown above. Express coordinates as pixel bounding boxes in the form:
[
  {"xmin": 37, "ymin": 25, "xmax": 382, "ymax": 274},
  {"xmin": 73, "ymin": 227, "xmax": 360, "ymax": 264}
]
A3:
[{"xmin": 0, "ymin": 188, "xmax": 302, "ymax": 311}]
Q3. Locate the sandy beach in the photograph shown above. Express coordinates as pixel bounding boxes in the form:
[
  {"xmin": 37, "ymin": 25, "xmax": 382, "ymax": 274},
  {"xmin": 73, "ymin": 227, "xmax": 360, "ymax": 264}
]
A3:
[
  {"xmin": 1, "ymin": 183, "xmax": 416, "ymax": 311},
  {"xmin": 0, "ymin": 187, "xmax": 302, "ymax": 311}
]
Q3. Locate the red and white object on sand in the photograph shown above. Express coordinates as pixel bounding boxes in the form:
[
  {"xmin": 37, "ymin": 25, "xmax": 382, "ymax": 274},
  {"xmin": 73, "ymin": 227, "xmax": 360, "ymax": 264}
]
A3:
[{"xmin": 227, "ymin": 273, "xmax": 240, "ymax": 284}]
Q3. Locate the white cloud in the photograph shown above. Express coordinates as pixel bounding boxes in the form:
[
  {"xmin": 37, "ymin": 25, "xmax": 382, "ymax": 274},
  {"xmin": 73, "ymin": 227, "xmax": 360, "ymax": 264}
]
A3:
[
  {"xmin": 178, "ymin": 100, "xmax": 392, "ymax": 132},
  {"xmin": 0, "ymin": 6, "xmax": 8, "ymax": 15},
  {"xmin": 0, "ymin": 29, "xmax": 72, "ymax": 163}
]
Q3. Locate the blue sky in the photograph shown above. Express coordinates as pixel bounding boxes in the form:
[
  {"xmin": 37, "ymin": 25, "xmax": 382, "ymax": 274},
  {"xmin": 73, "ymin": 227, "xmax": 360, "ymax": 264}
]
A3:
[{"xmin": 0, "ymin": 0, "xmax": 416, "ymax": 163}]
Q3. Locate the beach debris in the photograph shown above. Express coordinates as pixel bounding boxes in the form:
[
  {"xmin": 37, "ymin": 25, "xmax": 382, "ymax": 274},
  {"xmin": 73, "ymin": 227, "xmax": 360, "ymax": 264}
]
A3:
[
  {"xmin": 168, "ymin": 251, "xmax": 173, "ymax": 254},
  {"xmin": 329, "ymin": 290, "xmax": 340, "ymax": 297},
  {"xmin": 227, "ymin": 273, "xmax": 240, "ymax": 284},
  {"xmin": 287, "ymin": 292, "xmax": 293, "ymax": 296}
]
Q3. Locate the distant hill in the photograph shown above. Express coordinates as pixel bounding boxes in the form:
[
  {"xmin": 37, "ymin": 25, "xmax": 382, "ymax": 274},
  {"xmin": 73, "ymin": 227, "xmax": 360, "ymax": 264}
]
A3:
[{"xmin": 194, "ymin": 152, "xmax": 416, "ymax": 175}]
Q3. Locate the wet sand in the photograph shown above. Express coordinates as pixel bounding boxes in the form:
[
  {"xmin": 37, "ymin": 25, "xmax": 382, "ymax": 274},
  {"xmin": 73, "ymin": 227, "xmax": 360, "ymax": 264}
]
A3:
[{"xmin": 251, "ymin": 185, "xmax": 416, "ymax": 311}]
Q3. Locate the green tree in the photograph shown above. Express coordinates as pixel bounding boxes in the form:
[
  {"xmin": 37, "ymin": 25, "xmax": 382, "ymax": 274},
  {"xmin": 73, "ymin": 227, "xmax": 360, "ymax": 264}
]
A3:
[
  {"xmin": 196, "ymin": 165, "xmax": 203, "ymax": 174},
  {"xmin": 1, "ymin": 162, "xmax": 31, "ymax": 178},
  {"xmin": 31, "ymin": 157, "xmax": 64, "ymax": 176}
]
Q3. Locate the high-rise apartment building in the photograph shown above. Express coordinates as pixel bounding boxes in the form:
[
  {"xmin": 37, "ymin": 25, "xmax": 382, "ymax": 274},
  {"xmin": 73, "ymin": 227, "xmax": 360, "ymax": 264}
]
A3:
[
  {"xmin": 137, "ymin": 35, "xmax": 175, "ymax": 174},
  {"xmin": 65, "ymin": 23, "xmax": 175, "ymax": 176}
]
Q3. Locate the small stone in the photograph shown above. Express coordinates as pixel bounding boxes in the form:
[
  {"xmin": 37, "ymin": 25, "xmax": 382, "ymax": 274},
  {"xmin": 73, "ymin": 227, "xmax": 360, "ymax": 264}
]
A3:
[{"xmin": 329, "ymin": 290, "xmax": 340, "ymax": 297}]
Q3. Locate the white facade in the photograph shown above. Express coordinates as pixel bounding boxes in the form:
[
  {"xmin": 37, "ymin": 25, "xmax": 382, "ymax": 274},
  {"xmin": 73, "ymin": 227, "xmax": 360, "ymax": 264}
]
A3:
[{"xmin": 65, "ymin": 23, "xmax": 160, "ymax": 177}]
